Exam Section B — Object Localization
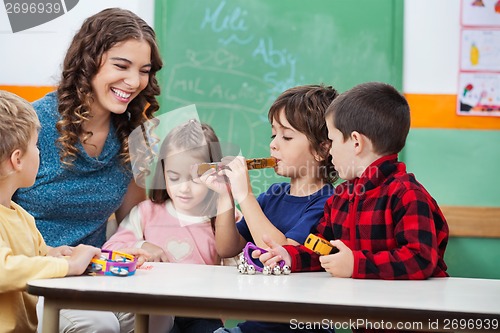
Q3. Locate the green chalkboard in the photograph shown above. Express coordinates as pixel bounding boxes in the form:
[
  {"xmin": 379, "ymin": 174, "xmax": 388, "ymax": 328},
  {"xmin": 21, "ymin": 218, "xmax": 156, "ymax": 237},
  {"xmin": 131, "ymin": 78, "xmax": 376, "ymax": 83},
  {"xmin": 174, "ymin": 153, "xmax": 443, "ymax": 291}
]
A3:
[{"xmin": 154, "ymin": 0, "xmax": 403, "ymax": 190}]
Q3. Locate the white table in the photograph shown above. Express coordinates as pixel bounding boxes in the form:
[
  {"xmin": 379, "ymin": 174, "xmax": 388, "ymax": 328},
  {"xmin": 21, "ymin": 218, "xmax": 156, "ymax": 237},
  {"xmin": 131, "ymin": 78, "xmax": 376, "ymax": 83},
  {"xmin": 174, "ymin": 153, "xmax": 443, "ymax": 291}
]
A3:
[{"xmin": 28, "ymin": 263, "xmax": 500, "ymax": 332}]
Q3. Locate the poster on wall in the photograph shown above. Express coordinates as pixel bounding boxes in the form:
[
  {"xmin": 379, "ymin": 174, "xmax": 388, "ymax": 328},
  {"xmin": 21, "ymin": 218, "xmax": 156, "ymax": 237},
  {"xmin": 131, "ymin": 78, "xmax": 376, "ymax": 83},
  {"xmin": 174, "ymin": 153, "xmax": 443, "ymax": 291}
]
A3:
[
  {"xmin": 458, "ymin": 72, "xmax": 500, "ymax": 116},
  {"xmin": 460, "ymin": 29, "xmax": 500, "ymax": 71},
  {"xmin": 458, "ymin": 0, "xmax": 500, "ymax": 117},
  {"xmin": 461, "ymin": 0, "xmax": 500, "ymax": 26}
]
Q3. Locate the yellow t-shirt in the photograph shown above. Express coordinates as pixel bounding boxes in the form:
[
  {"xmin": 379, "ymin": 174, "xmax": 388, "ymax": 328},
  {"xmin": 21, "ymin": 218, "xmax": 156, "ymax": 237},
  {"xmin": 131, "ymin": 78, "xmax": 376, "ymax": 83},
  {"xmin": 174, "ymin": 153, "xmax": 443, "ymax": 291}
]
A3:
[{"xmin": 0, "ymin": 201, "xmax": 68, "ymax": 333}]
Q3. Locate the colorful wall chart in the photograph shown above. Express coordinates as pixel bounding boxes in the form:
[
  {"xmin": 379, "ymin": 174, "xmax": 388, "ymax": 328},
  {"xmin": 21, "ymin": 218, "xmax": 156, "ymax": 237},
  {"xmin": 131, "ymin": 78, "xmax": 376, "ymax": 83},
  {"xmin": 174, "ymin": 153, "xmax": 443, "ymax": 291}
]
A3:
[
  {"xmin": 458, "ymin": 73, "xmax": 500, "ymax": 115},
  {"xmin": 458, "ymin": 0, "xmax": 500, "ymax": 116},
  {"xmin": 462, "ymin": 0, "xmax": 500, "ymax": 26}
]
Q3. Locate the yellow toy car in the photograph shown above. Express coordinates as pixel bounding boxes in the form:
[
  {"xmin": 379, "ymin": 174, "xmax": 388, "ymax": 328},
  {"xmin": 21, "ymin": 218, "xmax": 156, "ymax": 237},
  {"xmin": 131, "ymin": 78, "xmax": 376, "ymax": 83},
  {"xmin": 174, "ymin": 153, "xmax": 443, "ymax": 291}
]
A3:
[{"xmin": 304, "ymin": 233, "xmax": 338, "ymax": 255}]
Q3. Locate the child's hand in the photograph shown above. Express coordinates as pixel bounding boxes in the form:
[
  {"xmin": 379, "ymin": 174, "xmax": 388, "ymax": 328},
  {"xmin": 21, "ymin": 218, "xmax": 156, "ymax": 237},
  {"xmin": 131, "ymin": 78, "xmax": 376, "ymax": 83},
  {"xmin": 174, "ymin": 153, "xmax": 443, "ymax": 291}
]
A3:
[
  {"xmin": 141, "ymin": 242, "xmax": 168, "ymax": 262},
  {"xmin": 199, "ymin": 168, "xmax": 231, "ymax": 195},
  {"xmin": 116, "ymin": 248, "xmax": 150, "ymax": 267},
  {"xmin": 221, "ymin": 156, "xmax": 251, "ymax": 203},
  {"xmin": 66, "ymin": 244, "xmax": 101, "ymax": 276},
  {"xmin": 47, "ymin": 245, "xmax": 73, "ymax": 257},
  {"xmin": 319, "ymin": 240, "xmax": 354, "ymax": 278},
  {"xmin": 257, "ymin": 234, "xmax": 292, "ymax": 268}
]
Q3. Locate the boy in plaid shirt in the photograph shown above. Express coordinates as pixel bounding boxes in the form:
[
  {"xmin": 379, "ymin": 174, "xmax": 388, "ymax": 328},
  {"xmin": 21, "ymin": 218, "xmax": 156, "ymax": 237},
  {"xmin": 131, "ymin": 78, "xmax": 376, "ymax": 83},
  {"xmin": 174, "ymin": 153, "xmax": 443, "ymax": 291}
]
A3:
[{"xmin": 259, "ymin": 81, "xmax": 449, "ymax": 280}]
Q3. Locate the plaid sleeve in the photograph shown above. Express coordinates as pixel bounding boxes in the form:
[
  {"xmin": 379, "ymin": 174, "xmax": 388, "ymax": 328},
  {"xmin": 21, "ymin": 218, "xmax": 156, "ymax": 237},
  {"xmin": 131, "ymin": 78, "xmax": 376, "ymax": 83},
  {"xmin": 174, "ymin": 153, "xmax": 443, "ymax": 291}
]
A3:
[
  {"xmin": 352, "ymin": 189, "xmax": 443, "ymax": 280},
  {"xmin": 284, "ymin": 242, "xmax": 322, "ymax": 272}
]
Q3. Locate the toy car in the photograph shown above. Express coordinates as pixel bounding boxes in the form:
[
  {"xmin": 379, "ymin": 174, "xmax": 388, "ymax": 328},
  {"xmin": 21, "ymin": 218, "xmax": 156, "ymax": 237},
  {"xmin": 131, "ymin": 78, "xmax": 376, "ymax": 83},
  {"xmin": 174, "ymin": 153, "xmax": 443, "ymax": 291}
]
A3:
[{"xmin": 304, "ymin": 233, "xmax": 339, "ymax": 255}]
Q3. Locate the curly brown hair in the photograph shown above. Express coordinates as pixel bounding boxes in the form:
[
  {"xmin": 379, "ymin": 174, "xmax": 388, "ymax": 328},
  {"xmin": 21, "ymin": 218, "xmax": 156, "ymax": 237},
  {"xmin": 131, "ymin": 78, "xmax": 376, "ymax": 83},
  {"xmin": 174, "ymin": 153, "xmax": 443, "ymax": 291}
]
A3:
[
  {"xmin": 55, "ymin": 8, "xmax": 162, "ymax": 167},
  {"xmin": 268, "ymin": 84, "xmax": 339, "ymax": 183}
]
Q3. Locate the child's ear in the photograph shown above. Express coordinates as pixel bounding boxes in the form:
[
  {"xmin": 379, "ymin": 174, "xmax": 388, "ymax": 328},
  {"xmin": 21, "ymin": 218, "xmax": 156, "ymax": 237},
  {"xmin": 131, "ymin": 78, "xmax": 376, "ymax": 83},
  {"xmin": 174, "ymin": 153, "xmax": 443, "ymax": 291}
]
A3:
[
  {"xmin": 351, "ymin": 131, "xmax": 375, "ymax": 155},
  {"xmin": 350, "ymin": 131, "xmax": 362, "ymax": 154},
  {"xmin": 314, "ymin": 141, "xmax": 331, "ymax": 162},
  {"xmin": 9, "ymin": 149, "xmax": 23, "ymax": 171}
]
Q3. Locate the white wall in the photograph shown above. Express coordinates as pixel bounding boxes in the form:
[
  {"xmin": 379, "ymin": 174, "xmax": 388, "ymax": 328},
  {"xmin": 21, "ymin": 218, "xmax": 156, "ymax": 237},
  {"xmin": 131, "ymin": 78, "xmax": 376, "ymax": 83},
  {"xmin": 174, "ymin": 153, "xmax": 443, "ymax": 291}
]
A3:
[
  {"xmin": 0, "ymin": 0, "xmax": 154, "ymax": 86},
  {"xmin": 0, "ymin": 0, "xmax": 460, "ymax": 95},
  {"xmin": 403, "ymin": 0, "xmax": 460, "ymax": 94}
]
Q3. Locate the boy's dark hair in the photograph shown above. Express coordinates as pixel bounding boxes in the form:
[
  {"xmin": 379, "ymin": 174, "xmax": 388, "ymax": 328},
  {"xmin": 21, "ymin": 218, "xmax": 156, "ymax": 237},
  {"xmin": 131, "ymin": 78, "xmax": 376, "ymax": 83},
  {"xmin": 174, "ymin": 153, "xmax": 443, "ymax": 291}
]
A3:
[
  {"xmin": 326, "ymin": 82, "xmax": 410, "ymax": 155},
  {"xmin": 268, "ymin": 84, "xmax": 339, "ymax": 183}
]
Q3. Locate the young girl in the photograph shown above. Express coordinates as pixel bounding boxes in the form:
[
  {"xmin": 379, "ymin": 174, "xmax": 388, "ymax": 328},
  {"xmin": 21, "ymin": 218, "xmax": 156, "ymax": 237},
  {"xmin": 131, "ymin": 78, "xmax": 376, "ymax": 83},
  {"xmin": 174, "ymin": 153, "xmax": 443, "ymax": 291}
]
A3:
[
  {"xmin": 205, "ymin": 84, "xmax": 338, "ymax": 333},
  {"xmin": 104, "ymin": 119, "xmax": 230, "ymax": 333}
]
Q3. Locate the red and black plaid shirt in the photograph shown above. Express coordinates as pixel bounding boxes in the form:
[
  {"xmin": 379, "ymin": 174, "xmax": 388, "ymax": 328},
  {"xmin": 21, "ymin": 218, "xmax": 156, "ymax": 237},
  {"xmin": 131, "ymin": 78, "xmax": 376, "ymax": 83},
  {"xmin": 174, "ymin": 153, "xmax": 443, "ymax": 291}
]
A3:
[{"xmin": 284, "ymin": 154, "xmax": 449, "ymax": 280}]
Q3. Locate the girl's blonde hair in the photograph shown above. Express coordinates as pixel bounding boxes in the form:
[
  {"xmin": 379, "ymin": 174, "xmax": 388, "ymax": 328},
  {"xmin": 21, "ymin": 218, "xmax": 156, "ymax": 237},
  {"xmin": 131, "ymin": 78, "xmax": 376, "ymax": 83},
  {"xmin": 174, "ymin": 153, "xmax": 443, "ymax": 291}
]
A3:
[{"xmin": 149, "ymin": 120, "xmax": 223, "ymax": 231}]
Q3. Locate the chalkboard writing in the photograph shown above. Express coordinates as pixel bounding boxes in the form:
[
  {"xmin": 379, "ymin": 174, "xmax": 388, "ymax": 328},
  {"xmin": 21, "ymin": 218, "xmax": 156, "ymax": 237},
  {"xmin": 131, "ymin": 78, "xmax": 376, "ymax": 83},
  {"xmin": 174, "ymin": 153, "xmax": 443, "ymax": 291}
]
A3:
[{"xmin": 155, "ymin": 0, "xmax": 403, "ymax": 190}]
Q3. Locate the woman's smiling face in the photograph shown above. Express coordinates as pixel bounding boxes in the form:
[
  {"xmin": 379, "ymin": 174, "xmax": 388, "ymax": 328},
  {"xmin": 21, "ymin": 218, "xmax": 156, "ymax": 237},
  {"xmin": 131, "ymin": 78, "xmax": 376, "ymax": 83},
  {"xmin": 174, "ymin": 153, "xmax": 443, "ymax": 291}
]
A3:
[{"xmin": 90, "ymin": 39, "xmax": 152, "ymax": 116}]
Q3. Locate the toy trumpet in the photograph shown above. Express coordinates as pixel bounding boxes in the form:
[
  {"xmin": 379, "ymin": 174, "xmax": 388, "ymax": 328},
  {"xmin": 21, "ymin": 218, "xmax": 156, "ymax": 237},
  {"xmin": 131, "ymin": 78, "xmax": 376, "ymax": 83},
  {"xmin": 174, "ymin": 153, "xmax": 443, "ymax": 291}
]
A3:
[{"xmin": 195, "ymin": 157, "xmax": 277, "ymax": 177}]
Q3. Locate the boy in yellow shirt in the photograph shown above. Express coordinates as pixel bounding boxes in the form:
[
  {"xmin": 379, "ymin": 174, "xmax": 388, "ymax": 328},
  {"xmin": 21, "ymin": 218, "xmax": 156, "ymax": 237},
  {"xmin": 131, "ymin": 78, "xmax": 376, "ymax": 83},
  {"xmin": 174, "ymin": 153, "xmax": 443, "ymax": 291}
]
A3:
[{"xmin": 0, "ymin": 90, "xmax": 101, "ymax": 332}]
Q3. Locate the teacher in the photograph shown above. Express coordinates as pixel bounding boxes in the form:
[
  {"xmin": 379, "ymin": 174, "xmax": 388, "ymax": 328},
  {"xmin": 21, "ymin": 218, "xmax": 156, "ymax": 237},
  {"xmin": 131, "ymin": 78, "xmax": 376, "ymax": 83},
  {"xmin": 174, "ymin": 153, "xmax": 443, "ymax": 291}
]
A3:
[
  {"xmin": 14, "ymin": 7, "xmax": 163, "ymax": 333},
  {"xmin": 14, "ymin": 8, "xmax": 163, "ymax": 249}
]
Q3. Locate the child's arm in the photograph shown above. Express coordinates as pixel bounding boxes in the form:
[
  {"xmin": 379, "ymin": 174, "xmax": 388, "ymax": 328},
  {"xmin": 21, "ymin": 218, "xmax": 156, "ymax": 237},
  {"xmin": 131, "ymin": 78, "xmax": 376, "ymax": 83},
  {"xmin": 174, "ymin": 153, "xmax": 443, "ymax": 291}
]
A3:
[
  {"xmin": 286, "ymin": 189, "xmax": 446, "ymax": 279},
  {"xmin": 350, "ymin": 190, "xmax": 446, "ymax": 280},
  {"xmin": 257, "ymin": 235, "xmax": 292, "ymax": 267},
  {"xmin": 274, "ymin": 198, "xmax": 336, "ymax": 273},
  {"xmin": 318, "ymin": 240, "xmax": 354, "ymax": 278},
  {"xmin": 112, "ymin": 248, "xmax": 150, "ymax": 267},
  {"xmin": 103, "ymin": 205, "xmax": 146, "ymax": 250},
  {"xmin": 46, "ymin": 245, "xmax": 73, "ymax": 257},
  {"xmin": 140, "ymin": 242, "xmax": 168, "ymax": 262},
  {"xmin": 0, "ymin": 244, "xmax": 68, "ymax": 292},
  {"xmin": 283, "ymin": 189, "xmax": 447, "ymax": 280},
  {"xmin": 214, "ymin": 189, "xmax": 247, "ymax": 258},
  {"xmin": 223, "ymin": 157, "xmax": 292, "ymax": 248},
  {"xmin": 65, "ymin": 244, "xmax": 101, "ymax": 275},
  {"xmin": 201, "ymin": 168, "xmax": 246, "ymax": 258},
  {"xmin": 103, "ymin": 205, "xmax": 167, "ymax": 262}
]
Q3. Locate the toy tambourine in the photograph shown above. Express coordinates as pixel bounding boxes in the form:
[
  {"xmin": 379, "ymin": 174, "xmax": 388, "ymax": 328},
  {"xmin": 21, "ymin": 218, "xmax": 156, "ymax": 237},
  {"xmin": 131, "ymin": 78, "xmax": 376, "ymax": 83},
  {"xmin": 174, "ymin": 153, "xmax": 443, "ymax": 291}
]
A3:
[
  {"xmin": 237, "ymin": 242, "xmax": 290, "ymax": 275},
  {"xmin": 85, "ymin": 250, "xmax": 137, "ymax": 277}
]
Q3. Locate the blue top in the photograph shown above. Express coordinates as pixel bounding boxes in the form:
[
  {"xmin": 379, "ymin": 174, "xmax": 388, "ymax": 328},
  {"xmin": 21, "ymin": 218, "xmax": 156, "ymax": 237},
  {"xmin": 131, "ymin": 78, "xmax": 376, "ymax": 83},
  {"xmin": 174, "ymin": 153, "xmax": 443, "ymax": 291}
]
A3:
[
  {"xmin": 237, "ymin": 182, "xmax": 335, "ymax": 333},
  {"xmin": 237, "ymin": 182, "xmax": 334, "ymax": 244},
  {"xmin": 13, "ymin": 92, "xmax": 133, "ymax": 247}
]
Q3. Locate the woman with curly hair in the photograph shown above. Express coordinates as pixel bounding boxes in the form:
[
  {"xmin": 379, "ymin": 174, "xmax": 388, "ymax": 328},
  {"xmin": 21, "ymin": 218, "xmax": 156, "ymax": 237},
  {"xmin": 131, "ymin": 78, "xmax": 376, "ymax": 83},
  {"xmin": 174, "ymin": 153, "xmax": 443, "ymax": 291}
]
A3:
[{"xmin": 13, "ymin": 7, "xmax": 162, "ymax": 332}]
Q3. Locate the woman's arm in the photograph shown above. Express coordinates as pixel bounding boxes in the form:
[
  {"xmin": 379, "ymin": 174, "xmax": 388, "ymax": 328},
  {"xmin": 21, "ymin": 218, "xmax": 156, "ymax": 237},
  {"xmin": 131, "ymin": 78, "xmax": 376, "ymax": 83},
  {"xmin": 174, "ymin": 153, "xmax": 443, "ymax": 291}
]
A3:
[{"xmin": 114, "ymin": 180, "xmax": 146, "ymax": 224}]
